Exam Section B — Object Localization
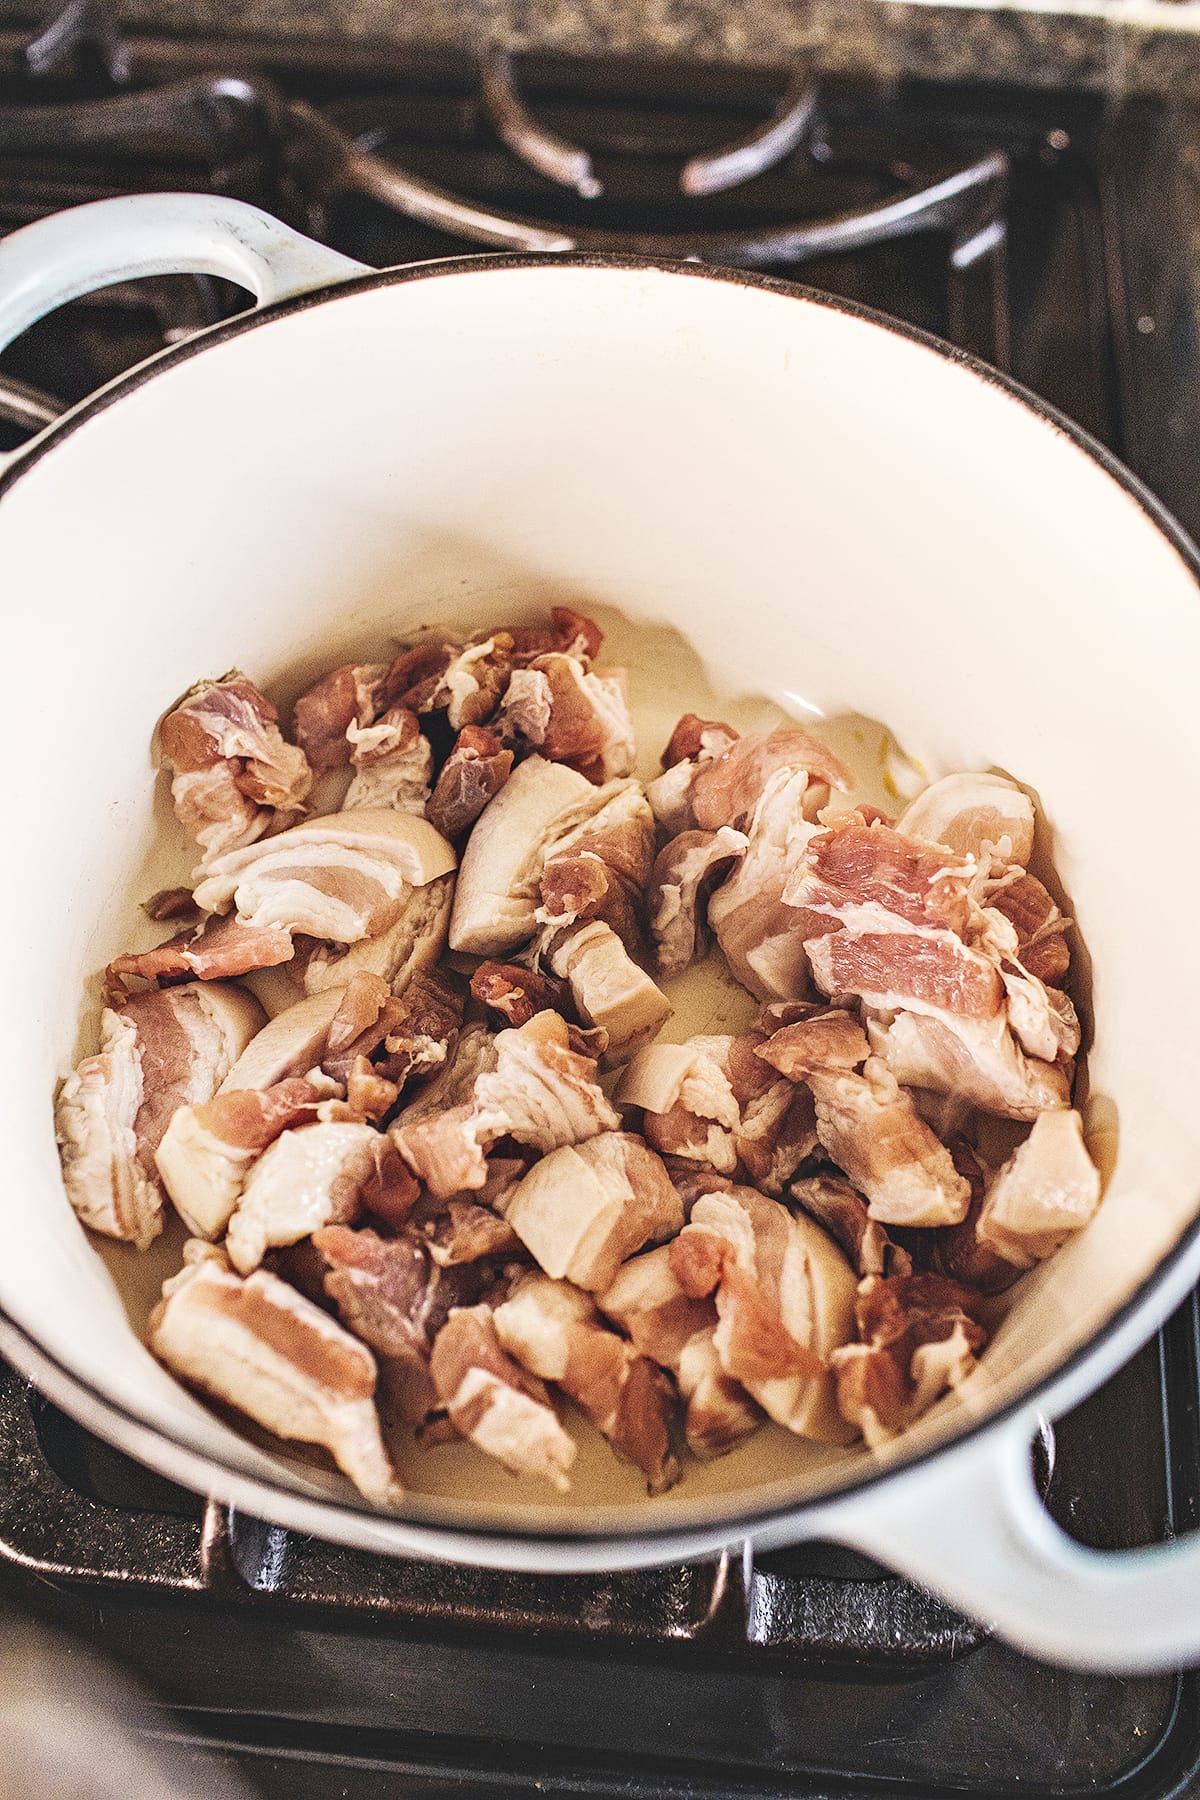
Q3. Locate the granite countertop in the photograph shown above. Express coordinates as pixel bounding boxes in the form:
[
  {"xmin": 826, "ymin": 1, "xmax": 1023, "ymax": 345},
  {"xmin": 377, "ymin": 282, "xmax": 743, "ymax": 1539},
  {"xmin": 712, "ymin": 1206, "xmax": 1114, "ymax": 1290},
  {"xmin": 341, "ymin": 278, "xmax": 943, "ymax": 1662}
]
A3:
[
  {"xmin": 0, "ymin": 0, "xmax": 1192, "ymax": 98},
  {"xmin": 0, "ymin": 0, "xmax": 1196, "ymax": 97}
]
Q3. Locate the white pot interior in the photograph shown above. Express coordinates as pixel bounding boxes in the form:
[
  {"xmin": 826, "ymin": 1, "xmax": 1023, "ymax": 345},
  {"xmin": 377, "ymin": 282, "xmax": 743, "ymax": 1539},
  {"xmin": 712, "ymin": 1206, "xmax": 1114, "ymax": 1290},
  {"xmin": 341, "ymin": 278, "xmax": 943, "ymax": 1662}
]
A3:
[{"xmin": 4, "ymin": 261, "xmax": 1200, "ymax": 1541}]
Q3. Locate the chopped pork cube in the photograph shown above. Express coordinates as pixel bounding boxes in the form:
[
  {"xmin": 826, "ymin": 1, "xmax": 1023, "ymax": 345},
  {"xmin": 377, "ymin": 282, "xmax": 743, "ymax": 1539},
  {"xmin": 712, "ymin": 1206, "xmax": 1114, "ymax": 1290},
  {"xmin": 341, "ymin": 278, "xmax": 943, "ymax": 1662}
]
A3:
[
  {"xmin": 669, "ymin": 1187, "xmax": 857, "ymax": 1441},
  {"xmin": 218, "ymin": 988, "xmax": 345, "ymax": 1092},
  {"xmin": 976, "ymin": 1109, "xmax": 1101, "ymax": 1267},
  {"xmin": 470, "ymin": 960, "xmax": 570, "ymax": 1029},
  {"xmin": 599, "ymin": 1244, "xmax": 718, "ymax": 1367},
  {"xmin": 896, "ymin": 771, "xmax": 1035, "ymax": 866},
  {"xmin": 155, "ymin": 1077, "xmax": 325, "ymax": 1239},
  {"xmin": 494, "ymin": 1272, "xmax": 679, "ymax": 1491},
  {"xmin": 337, "ymin": 1057, "xmax": 401, "ymax": 1126},
  {"xmin": 106, "ymin": 911, "xmax": 297, "ymax": 994},
  {"xmin": 598, "ymin": 1245, "xmax": 759, "ymax": 1458},
  {"xmin": 394, "ymin": 1012, "xmax": 618, "ymax": 1198},
  {"xmin": 661, "ymin": 713, "xmax": 740, "ymax": 771},
  {"xmin": 321, "ymin": 970, "xmax": 391, "ymax": 1060},
  {"xmin": 428, "ymin": 1305, "xmax": 576, "ymax": 1490},
  {"xmin": 537, "ymin": 779, "xmax": 655, "ymax": 949},
  {"xmin": 313, "ymin": 965, "xmax": 463, "ymax": 1101},
  {"xmin": 505, "ymin": 1131, "xmax": 684, "ymax": 1292},
  {"xmin": 225, "ymin": 1121, "xmax": 397, "ymax": 1273},
  {"xmin": 193, "ymin": 809, "xmax": 456, "ymax": 946},
  {"xmin": 57, "ymin": 1010, "xmax": 157, "ymax": 1249},
  {"xmin": 617, "ymin": 1037, "xmax": 742, "ymax": 1175},
  {"xmin": 344, "ymin": 704, "xmax": 433, "ymax": 812},
  {"xmin": 311, "ymin": 960, "xmax": 462, "ymax": 1100},
  {"xmin": 426, "ymin": 726, "xmax": 514, "ymax": 841},
  {"xmin": 371, "ymin": 967, "xmax": 466, "ymax": 1091},
  {"xmin": 409, "ymin": 1195, "xmax": 523, "ymax": 1267},
  {"xmin": 418, "ymin": 635, "xmax": 514, "ymax": 729},
  {"xmin": 789, "ymin": 1173, "xmax": 913, "ymax": 1278},
  {"xmin": 807, "ymin": 1055, "xmax": 971, "ymax": 1227},
  {"xmin": 759, "ymin": 1008, "xmax": 971, "ymax": 1229},
  {"xmin": 159, "ymin": 672, "xmax": 313, "ymax": 860},
  {"xmin": 707, "ymin": 768, "xmax": 828, "ymax": 1001},
  {"xmin": 677, "ymin": 1332, "xmax": 764, "ymax": 1457},
  {"xmin": 755, "ymin": 1007, "xmax": 871, "ymax": 1079},
  {"xmin": 649, "ymin": 827, "xmax": 749, "ymax": 978},
  {"xmin": 390, "ymin": 1021, "xmax": 498, "ymax": 1129},
  {"xmin": 691, "ymin": 726, "xmax": 851, "ymax": 833},
  {"xmin": 783, "ymin": 818, "xmax": 976, "ymax": 936},
  {"xmin": 997, "ymin": 963, "xmax": 1080, "ymax": 1065},
  {"xmin": 806, "ymin": 930, "xmax": 1004, "ymax": 1022},
  {"xmin": 448, "ymin": 757, "xmax": 618, "ymax": 957},
  {"xmin": 543, "ymin": 919, "xmax": 672, "ymax": 1058},
  {"xmin": 775, "ymin": 813, "xmax": 1076, "ymax": 1131},
  {"xmin": 497, "ymin": 653, "xmax": 635, "ymax": 780},
  {"xmin": 871, "ymin": 1009, "xmax": 1071, "ymax": 1121},
  {"xmin": 721, "ymin": 1033, "xmax": 818, "ymax": 1193},
  {"xmin": 292, "ymin": 661, "xmax": 388, "ymax": 770},
  {"xmin": 617, "ymin": 1034, "xmax": 816, "ymax": 1194},
  {"xmin": 931, "ymin": 1139, "xmax": 1024, "ymax": 1294},
  {"xmin": 298, "ymin": 872, "xmax": 455, "ymax": 999},
  {"xmin": 314, "ymin": 1225, "xmax": 489, "ymax": 1422},
  {"xmin": 502, "ymin": 606, "xmax": 603, "ymax": 664},
  {"xmin": 56, "ymin": 982, "xmax": 262, "ymax": 1249},
  {"xmin": 645, "ymin": 714, "xmax": 739, "ymax": 836},
  {"xmin": 985, "ymin": 871, "xmax": 1071, "ymax": 986},
  {"xmin": 831, "ymin": 1273, "xmax": 988, "ymax": 1448},
  {"xmin": 149, "ymin": 1252, "xmax": 403, "ymax": 1505},
  {"xmin": 538, "ymin": 852, "xmax": 638, "ymax": 952},
  {"xmin": 379, "ymin": 638, "xmax": 458, "ymax": 713}
]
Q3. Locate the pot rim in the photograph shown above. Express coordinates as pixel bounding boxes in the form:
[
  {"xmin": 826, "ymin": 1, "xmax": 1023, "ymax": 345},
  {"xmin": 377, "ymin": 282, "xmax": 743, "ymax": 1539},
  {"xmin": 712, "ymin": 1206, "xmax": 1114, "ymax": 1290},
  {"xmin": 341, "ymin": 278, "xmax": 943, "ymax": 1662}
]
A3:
[{"xmin": 8, "ymin": 248, "xmax": 1200, "ymax": 1550}]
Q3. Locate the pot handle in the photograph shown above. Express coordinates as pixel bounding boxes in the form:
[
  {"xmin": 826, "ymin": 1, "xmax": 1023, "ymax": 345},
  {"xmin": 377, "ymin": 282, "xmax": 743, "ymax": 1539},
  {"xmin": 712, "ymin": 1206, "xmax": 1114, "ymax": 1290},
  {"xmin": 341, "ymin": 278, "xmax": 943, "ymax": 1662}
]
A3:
[
  {"xmin": 0, "ymin": 192, "xmax": 369, "ymax": 359},
  {"xmin": 826, "ymin": 1409, "xmax": 1200, "ymax": 1672}
]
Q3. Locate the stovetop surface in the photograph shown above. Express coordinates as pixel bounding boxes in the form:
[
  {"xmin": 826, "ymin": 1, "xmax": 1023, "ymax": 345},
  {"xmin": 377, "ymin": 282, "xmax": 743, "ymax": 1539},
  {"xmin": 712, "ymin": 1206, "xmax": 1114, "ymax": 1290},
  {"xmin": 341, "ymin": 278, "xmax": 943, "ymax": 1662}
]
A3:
[
  {"xmin": 5, "ymin": 1308, "xmax": 1200, "ymax": 1800},
  {"xmin": 3, "ymin": 14, "xmax": 1200, "ymax": 1796}
]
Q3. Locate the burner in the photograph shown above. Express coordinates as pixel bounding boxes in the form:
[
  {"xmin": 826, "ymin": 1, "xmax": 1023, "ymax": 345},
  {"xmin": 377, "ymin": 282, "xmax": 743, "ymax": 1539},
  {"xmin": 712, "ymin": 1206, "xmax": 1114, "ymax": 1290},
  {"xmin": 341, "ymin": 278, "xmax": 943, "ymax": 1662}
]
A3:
[
  {"xmin": 480, "ymin": 50, "xmax": 820, "ymax": 202},
  {"xmin": 293, "ymin": 93, "xmax": 1008, "ymax": 268},
  {"xmin": 679, "ymin": 67, "xmax": 819, "ymax": 197},
  {"xmin": 482, "ymin": 47, "xmax": 604, "ymax": 199},
  {"xmin": 0, "ymin": 367, "xmax": 58, "ymax": 428},
  {"xmin": 23, "ymin": 0, "xmax": 129, "ymax": 84},
  {"xmin": 0, "ymin": 8, "xmax": 1017, "ymax": 428},
  {"xmin": 0, "ymin": 30, "xmax": 1009, "ymax": 269}
]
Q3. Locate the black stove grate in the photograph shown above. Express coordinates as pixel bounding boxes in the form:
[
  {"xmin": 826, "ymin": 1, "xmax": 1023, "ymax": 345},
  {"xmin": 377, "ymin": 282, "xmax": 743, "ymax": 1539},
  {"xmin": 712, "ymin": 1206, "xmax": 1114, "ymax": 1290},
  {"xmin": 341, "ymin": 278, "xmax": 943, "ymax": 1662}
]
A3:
[
  {"xmin": 5, "ymin": 1309, "xmax": 1200, "ymax": 1800},
  {"xmin": 3, "ymin": 15, "xmax": 1200, "ymax": 1796},
  {"xmin": 0, "ymin": 27, "xmax": 1108, "ymax": 444}
]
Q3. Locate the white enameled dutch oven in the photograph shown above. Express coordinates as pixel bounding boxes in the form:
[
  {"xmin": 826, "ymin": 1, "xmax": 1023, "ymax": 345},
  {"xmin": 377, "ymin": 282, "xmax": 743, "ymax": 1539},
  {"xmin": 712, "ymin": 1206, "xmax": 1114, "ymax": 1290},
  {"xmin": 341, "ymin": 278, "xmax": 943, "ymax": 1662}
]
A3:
[{"xmin": 3, "ymin": 193, "xmax": 1200, "ymax": 1674}]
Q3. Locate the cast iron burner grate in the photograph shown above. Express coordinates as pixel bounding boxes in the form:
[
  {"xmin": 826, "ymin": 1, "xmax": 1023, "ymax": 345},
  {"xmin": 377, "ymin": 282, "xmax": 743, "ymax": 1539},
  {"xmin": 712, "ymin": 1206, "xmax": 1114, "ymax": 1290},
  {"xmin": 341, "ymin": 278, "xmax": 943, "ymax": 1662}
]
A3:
[{"xmin": 3, "ymin": 11, "xmax": 1200, "ymax": 1795}]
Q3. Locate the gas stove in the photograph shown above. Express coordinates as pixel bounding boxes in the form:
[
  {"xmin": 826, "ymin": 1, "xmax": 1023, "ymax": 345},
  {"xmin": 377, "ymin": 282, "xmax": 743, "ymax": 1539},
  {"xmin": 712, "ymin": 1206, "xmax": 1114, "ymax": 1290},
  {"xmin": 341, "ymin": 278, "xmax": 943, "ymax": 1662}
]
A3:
[{"xmin": 3, "ymin": 9, "xmax": 1200, "ymax": 1795}]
